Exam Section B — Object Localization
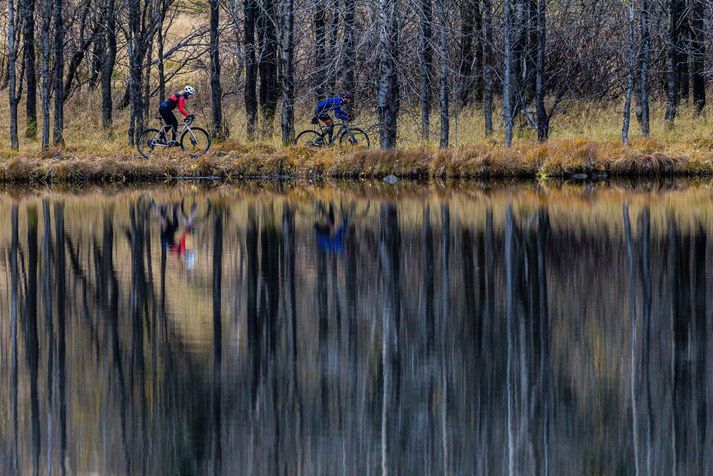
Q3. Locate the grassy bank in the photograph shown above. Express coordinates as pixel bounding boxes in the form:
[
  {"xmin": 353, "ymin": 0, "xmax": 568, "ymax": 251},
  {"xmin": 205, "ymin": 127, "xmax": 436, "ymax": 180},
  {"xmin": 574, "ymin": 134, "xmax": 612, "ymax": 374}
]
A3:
[
  {"xmin": 0, "ymin": 136, "xmax": 711, "ymax": 183},
  {"xmin": 3, "ymin": 98, "xmax": 713, "ymax": 183}
]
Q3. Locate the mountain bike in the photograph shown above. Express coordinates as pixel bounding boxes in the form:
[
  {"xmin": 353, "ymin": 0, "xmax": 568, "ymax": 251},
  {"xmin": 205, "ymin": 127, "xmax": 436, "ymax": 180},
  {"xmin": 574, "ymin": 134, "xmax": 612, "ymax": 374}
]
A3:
[
  {"xmin": 137, "ymin": 116, "xmax": 211, "ymax": 159},
  {"xmin": 294, "ymin": 119, "xmax": 370, "ymax": 148}
]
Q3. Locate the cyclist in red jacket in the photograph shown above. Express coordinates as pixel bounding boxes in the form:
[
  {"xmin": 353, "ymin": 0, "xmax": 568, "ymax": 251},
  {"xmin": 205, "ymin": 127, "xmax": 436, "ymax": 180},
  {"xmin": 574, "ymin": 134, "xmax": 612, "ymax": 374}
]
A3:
[{"xmin": 159, "ymin": 86, "xmax": 195, "ymax": 146}]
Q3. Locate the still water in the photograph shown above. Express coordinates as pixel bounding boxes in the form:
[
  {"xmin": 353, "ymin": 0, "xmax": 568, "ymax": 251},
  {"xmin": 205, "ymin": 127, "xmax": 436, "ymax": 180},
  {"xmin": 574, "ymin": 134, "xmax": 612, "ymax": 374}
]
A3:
[{"xmin": 0, "ymin": 180, "xmax": 711, "ymax": 475}]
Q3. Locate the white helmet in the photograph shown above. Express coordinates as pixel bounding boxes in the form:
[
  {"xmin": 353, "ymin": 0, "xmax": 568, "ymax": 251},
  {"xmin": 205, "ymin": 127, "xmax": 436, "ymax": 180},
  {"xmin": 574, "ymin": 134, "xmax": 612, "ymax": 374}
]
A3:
[{"xmin": 184, "ymin": 85, "xmax": 195, "ymax": 96}]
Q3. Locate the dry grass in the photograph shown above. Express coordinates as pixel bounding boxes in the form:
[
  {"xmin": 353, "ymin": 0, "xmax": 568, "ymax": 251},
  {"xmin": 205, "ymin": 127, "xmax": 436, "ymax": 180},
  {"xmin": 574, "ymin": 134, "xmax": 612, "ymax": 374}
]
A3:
[{"xmin": 2, "ymin": 97, "xmax": 713, "ymax": 183}]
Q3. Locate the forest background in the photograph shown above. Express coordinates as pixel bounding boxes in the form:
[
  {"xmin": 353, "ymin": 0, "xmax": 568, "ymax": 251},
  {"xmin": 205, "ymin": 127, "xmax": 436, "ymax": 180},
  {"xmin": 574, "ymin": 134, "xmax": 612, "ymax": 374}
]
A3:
[{"xmin": 1, "ymin": 0, "xmax": 713, "ymax": 165}]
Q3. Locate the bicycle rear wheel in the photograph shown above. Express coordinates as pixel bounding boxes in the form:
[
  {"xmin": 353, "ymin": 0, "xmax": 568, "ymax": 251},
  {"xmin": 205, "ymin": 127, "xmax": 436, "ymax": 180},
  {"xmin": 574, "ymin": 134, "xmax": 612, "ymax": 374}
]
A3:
[
  {"xmin": 294, "ymin": 130, "xmax": 324, "ymax": 147},
  {"xmin": 181, "ymin": 127, "xmax": 211, "ymax": 157},
  {"xmin": 339, "ymin": 127, "xmax": 370, "ymax": 148},
  {"xmin": 137, "ymin": 128, "xmax": 166, "ymax": 159}
]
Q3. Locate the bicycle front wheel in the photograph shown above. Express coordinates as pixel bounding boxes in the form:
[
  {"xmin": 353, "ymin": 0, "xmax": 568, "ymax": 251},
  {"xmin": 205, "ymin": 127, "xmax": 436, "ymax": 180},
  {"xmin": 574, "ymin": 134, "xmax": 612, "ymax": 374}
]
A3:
[
  {"xmin": 294, "ymin": 130, "xmax": 324, "ymax": 147},
  {"xmin": 181, "ymin": 127, "xmax": 211, "ymax": 157},
  {"xmin": 137, "ymin": 128, "xmax": 165, "ymax": 159},
  {"xmin": 339, "ymin": 127, "xmax": 370, "ymax": 148}
]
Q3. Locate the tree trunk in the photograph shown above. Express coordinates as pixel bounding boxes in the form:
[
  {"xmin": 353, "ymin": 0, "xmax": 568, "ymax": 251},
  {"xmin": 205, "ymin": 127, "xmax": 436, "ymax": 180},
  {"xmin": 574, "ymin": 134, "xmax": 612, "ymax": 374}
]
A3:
[
  {"xmin": 638, "ymin": 0, "xmax": 650, "ymax": 136},
  {"xmin": 89, "ymin": 33, "xmax": 104, "ymax": 89},
  {"xmin": 482, "ymin": 0, "xmax": 493, "ymax": 136},
  {"xmin": 314, "ymin": 1, "xmax": 327, "ymax": 100},
  {"xmin": 143, "ymin": 40, "xmax": 153, "ymax": 121},
  {"xmin": 53, "ymin": 0, "xmax": 64, "ymax": 145},
  {"xmin": 526, "ymin": 0, "xmax": 537, "ymax": 100},
  {"xmin": 378, "ymin": 0, "xmax": 399, "ymax": 148},
  {"xmin": 437, "ymin": 0, "xmax": 449, "ymax": 148},
  {"xmin": 690, "ymin": 0, "xmax": 705, "ymax": 114},
  {"xmin": 534, "ymin": 0, "xmax": 547, "ymax": 141},
  {"xmin": 678, "ymin": 27, "xmax": 689, "ymax": 102},
  {"xmin": 419, "ymin": 0, "xmax": 432, "ymax": 141},
  {"xmin": 503, "ymin": 0, "xmax": 514, "ymax": 146},
  {"xmin": 127, "ymin": 0, "xmax": 143, "ymax": 145},
  {"xmin": 459, "ymin": 0, "xmax": 477, "ymax": 108},
  {"xmin": 23, "ymin": 0, "xmax": 37, "ymax": 139},
  {"xmin": 622, "ymin": 3, "xmax": 635, "ymax": 145},
  {"xmin": 244, "ymin": 0, "xmax": 258, "ymax": 139},
  {"xmin": 8, "ymin": 0, "xmax": 19, "ymax": 149},
  {"xmin": 40, "ymin": 0, "xmax": 51, "ymax": 149},
  {"xmin": 281, "ymin": 0, "xmax": 295, "ymax": 145},
  {"xmin": 157, "ymin": 23, "xmax": 166, "ymax": 102},
  {"xmin": 210, "ymin": 0, "xmax": 225, "ymax": 138},
  {"xmin": 102, "ymin": 0, "xmax": 116, "ymax": 129},
  {"xmin": 326, "ymin": 0, "xmax": 339, "ymax": 94},
  {"xmin": 342, "ymin": 0, "xmax": 356, "ymax": 94},
  {"xmin": 258, "ymin": 0, "xmax": 279, "ymax": 138},
  {"xmin": 665, "ymin": 0, "xmax": 680, "ymax": 125}
]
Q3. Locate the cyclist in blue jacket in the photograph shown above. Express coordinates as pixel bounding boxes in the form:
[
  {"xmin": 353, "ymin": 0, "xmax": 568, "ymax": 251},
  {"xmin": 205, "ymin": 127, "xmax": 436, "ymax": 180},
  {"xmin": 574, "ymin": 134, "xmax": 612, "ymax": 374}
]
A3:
[{"xmin": 312, "ymin": 92, "xmax": 353, "ymax": 139}]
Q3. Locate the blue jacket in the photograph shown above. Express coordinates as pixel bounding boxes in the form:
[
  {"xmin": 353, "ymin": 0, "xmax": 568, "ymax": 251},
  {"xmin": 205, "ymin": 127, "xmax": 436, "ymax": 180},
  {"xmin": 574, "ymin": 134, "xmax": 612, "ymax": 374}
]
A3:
[{"xmin": 315, "ymin": 97, "xmax": 349, "ymax": 120}]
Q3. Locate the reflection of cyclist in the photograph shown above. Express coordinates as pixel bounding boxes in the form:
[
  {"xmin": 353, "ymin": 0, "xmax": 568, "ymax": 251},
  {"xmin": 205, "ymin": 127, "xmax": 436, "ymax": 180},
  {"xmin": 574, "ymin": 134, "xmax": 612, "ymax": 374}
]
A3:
[
  {"xmin": 314, "ymin": 202, "xmax": 349, "ymax": 254},
  {"xmin": 151, "ymin": 198, "xmax": 201, "ymax": 270}
]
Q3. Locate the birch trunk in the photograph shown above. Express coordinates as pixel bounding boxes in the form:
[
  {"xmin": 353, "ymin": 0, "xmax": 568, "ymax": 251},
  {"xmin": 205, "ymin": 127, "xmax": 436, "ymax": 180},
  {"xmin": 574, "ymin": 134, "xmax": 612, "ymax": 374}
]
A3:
[
  {"xmin": 101, "ymin": 0, "xmax": 116, "ymax": 129},
  {"xmin": 314, "ymin": 2, "xmax": 327, "ymax": 100},
  {"xmin": 23, "ymin": 0, "xmax": 37, "ymax": 139},
  {"xmin": 258, "ymin": 0, "xmax": 279, "ymax": 138},
  {"xmin": 483, "ymin": 0, "xmax": 493, "ymax": 136},
  {"xmin": 210, "ymin": 0, "xmax": 224, "ymax": 138},
  {"xmin": 244, "ymin": 0, "xmax": 258, "ymax": 139},
  {"xmin": 437, "ymin": 0, "xmax": 449, "ymax": 148},
  {"xmin": 281, "ymin": 0, "xmax": 295, "ymax": 145},
  {"xmin": 342, "ymin": 0, "xmax": 356, "ymax": 94},
  {"xmin": 419, "ymin": 0, "xmax": 432, "ymax": 141},
  {"xmin": 503, "ymin": 0, "xmax": 514, "ymax": 146},
  {"xmin": 40, "ymin": 0, "xmax": 51, "ymax": 149},
  {"xmin": 534, "ymin": 0, "xmax": 547, "ymax": 141},
  {"xmin": 127, "ymin": 0, "xmax": 142, "ymax": 145},
  {"xmin": 378, "ymin": 0, "xmax": 399, "ymax": 148},
  {"xmin": 53, "ymin": 0, "xmax": 64, "ymax": 145},
  {"xmin": 690, "ymin": 0, "xmax": 705, "ymax": 114},
  {"xmin": 638, "ymin": 0, "xmax": 650, "ymax": 136},
  {"xmin": 8, "ymin": 0, "xmax": 19, "ymax": 148},
  {"xmin": 665, "ymin": 0, "xmax": 680, "ymax": 125},
  {"xmin": 622, "ymin": 3, "xmax": 635, "ymax": 145}
]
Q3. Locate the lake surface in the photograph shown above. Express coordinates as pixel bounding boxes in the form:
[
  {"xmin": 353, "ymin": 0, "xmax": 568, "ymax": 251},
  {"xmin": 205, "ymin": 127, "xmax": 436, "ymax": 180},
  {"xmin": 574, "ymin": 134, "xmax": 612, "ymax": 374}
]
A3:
[{"xmin": 1, "ymin": 180, "xmax": 712, "ymax": 475}]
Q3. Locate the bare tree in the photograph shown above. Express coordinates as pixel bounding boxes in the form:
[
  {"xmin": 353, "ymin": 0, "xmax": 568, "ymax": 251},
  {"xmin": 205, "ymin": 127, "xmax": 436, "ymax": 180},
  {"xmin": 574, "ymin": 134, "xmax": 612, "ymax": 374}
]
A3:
[
  {"xmin": 534, "ymin": 0, "xmax": 547, "ymax": 140},
  {"xmin": 281, "ymin": 0, "xmax": 295, "ymax": 144},
  {"xmin": 40, "ymin": 0, "xmax": 51, "ymax": 149},
  {"xmin": 622, "ymin": 1, "xmax": 635, "ymax": 145},
  {"xmin": 52, "ymin": 0, "xmax": 64, "ymax": 145},
  {"xmin": 664, "ymin": 0, "xmax": 681, "ymax": 125},
  {"xmin": 437, "ymin": 0, "xmax": 448, "ymax": 148},
  {"xmin": 690, "ymin": 0, "xmax": 705, "ymax": 114},
  {"xmin": 258, "ymin": 0, "xmax": 279, "ymax": 138},
  {"xmin": 378, "ymin": 0, "xmax": 399, "ymax": 148},
  {"xmin": 503, "ymin": 0, "xmax": 514, "ymax": 146},
  {"xmin": 638, "ymin": 0, "xmax": 650, "ymax": 136},
  {"xmin": 22, "ymin": 0, "xmax": 37, "ymax": 138},
  {"xmin": 482, "ymin": 0, "xmax": 493, "ymax": 136},
  {"xmin": 210, "ymin": 0, "xmax": 224, "ymax": 138},
  {"xmin": 8, "ymin": 0, "xmax": 19, "ymax": 149},
  {"xmin": 419, "ymin": 0, "xmax": 433, "ymax": 141},
  {"xmin": 101, "ymin": 0, "xmax": 116, "ymax": 129},
  {"xmin": 244, "ymin": 0, "xmax": 258, "ymax": 139}
]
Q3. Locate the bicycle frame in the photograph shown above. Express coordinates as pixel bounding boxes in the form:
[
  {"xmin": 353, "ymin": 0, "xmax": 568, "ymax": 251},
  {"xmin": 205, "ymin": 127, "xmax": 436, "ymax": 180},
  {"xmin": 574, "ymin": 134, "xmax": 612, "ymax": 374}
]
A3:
[
  {"xmin": 316, "ymin": 120, "xmax": 352, "ymax": 144},
  {"xmin": 151, "ymin": 119, "xmax": 196, "ymax": 148}
]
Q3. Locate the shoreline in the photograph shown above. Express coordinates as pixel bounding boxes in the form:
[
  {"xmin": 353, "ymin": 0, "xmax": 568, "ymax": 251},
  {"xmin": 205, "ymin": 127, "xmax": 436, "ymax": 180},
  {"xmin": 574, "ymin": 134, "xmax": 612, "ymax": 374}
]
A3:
[{"xmin": 1, "ymin": 138, "xmax": 711, "ymax": 183}]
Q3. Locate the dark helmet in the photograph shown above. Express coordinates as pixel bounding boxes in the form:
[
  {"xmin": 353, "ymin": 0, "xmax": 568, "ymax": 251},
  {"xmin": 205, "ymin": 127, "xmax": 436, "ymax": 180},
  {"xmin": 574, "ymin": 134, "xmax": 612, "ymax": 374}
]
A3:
[{"xmin": 342, "ymin": 91, "xmax": 354, "ymax": 101}]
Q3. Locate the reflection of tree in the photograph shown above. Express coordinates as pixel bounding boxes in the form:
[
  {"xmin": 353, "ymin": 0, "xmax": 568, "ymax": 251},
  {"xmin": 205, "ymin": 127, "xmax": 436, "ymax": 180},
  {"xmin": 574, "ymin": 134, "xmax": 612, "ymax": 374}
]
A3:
[
  {"xmin": 25, "ymin": 205, "xmax": 41, "ymax": 476},
  {"xmin": 2, "ymin": 189, "xmax": 713, "ymax": 474}
]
